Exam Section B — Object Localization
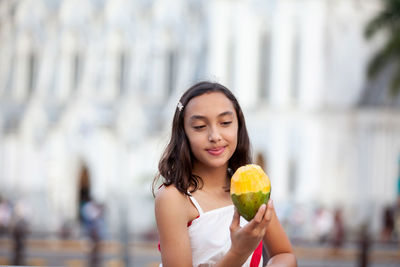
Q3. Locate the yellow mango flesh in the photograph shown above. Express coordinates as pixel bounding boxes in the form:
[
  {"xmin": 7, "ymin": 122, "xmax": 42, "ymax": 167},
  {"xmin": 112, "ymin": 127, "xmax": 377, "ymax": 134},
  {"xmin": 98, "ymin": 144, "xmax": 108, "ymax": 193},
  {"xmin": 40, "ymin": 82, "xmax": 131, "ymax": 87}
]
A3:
[{"xmin": 230, "ymin": 164, "xmax": 271, "ymax": 194}]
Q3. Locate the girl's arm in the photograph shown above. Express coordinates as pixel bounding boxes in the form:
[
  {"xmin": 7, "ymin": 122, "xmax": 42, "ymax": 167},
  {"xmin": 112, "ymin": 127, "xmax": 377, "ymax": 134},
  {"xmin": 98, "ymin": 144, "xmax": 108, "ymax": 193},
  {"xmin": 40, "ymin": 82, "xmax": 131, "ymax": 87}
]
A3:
[
  {"xmin": 156, "ymin": 187, "xmax": 295, "ymax": 267},
  {"xmin": 155, "ymin": 186, "xmax": 193, "ymax": 267},
  {"xmin": 215, "ymin": 204, "xmax": 271, "ymax": 267},
  {"xmin": 263, "ymin": 200, "xmax": 297, "ymax": 267},
  {"xmin": 156, "ymin": 186, "xmax": 274, "ymax": 267}
]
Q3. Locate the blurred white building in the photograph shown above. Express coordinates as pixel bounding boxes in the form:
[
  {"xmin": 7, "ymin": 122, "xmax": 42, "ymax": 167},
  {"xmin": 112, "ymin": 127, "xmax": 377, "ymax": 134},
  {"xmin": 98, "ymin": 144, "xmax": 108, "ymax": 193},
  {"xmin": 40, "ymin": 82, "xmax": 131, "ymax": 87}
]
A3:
[{"xmin": 0, "ymin": 0, "xmax": 399, "ymax": 238}]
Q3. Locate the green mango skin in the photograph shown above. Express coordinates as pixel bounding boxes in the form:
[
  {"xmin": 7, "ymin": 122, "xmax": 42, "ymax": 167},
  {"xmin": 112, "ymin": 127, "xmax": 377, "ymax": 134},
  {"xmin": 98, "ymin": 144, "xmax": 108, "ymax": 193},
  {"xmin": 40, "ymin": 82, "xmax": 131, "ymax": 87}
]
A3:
[{"xmin": 231, "ymin": 191, "xmax": 270, "ymax": 221}]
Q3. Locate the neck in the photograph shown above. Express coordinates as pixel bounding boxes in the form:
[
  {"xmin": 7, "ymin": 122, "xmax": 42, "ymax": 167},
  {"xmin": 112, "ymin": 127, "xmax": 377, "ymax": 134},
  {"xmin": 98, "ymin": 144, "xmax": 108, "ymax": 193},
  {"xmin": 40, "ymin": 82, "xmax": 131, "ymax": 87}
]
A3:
[{"xmin": 193, "ymin": 163, "xmax": 229, "ymax": 190}]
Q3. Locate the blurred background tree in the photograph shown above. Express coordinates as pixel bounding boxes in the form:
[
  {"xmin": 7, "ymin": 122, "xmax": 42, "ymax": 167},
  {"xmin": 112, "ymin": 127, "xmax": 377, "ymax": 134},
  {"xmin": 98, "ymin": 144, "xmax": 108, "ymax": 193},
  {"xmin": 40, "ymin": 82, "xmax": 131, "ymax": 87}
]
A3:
[{"xmin": 365, "ymin": 0, "xmax": 400, "ymax": 96}]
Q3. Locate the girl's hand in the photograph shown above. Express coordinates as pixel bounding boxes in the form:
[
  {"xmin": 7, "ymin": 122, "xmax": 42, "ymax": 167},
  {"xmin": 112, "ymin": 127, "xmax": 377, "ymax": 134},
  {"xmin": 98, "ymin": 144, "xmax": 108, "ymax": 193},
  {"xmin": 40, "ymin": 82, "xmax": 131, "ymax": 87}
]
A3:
[
  {"xmin": 229, "ymin": 199, "xmax": 274, "ymax": 258},
  {"xmin": 217, "ymin": 199, "xmax": 296, "ymax": 267}
]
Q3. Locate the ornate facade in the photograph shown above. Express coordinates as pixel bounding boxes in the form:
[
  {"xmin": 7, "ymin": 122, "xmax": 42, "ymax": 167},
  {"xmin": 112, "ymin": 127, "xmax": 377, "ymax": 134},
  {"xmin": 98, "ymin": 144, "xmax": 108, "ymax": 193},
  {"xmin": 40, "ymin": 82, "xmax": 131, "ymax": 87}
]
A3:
[{"xmin": 0, "ymin": 0, "xmax": 399, "ymax": 238}]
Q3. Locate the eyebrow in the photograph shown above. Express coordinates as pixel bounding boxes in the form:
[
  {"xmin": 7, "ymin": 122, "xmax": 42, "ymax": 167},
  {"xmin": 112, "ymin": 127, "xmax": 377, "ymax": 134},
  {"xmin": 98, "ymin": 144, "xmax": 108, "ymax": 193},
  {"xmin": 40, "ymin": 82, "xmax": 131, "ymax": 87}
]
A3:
[{"xmin": 189, "ymin": 111, "xmax": 234, "ymax": 121}]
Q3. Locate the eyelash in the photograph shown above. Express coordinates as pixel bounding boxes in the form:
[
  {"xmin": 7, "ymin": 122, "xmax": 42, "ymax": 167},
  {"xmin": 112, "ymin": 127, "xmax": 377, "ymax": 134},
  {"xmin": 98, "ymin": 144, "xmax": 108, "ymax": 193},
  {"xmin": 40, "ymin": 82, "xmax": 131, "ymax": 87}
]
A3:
[
  {"xmin": 221, "ymin": 121, "xmax": 232, "ymax": 126},
  {"xmin": 193, "ymin": 125, "xmax": 205, "ymax": 130},
  {"xmin": 193, "ymin": 121, "xmax": 232, "ymax": 130}
]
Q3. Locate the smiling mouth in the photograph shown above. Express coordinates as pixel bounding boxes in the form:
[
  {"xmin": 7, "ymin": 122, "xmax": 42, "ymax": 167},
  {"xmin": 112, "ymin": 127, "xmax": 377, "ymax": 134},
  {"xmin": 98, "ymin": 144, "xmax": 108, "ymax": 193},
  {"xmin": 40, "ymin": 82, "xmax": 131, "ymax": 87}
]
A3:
[{"xmin": 206, "ymin": 147, "xmax": 225, "ymax": 156}]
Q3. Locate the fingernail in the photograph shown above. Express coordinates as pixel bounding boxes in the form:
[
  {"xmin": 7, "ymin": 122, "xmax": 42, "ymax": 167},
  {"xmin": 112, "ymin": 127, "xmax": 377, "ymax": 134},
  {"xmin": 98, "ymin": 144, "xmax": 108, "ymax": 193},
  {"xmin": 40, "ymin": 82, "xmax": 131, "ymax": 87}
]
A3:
[{"xmin": 268, "ymin": 199, "xmax": 273, "ymax": 208}]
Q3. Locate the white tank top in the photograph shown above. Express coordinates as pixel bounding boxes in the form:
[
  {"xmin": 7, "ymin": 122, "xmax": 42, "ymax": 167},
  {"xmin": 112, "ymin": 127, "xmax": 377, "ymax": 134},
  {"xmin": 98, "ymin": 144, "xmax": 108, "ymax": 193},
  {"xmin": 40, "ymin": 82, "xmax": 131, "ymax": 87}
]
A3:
[
  {"xmin": 186, "ymin": 194, "xmax": 263, "ymax": 267},
  {"xmin": 158, "ymin": 194, "xmax": 263, "ymax": 267}
]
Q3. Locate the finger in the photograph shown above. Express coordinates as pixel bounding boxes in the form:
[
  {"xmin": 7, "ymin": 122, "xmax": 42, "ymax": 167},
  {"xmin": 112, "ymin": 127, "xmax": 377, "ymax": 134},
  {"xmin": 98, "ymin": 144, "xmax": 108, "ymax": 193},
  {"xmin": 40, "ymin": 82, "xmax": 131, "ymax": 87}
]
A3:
[
  {"xmin": 261, "ymin": 199, "xmax": 274, "ymax": 225},
  {"xmin": 252, "ymin": 203, "xmax": 267, "ymax": 224},
  {"xmin": 230, "ymin": 208, "xmax": 241, "ymax": 233}
]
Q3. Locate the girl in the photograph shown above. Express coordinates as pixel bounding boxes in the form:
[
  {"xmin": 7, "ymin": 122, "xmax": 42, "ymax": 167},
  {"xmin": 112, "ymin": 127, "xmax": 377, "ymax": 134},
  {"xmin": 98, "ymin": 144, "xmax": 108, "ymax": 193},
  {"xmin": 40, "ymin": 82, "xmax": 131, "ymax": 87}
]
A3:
[{"xmin": 153, "ymin": 81, "xmax": 296, "ymax": 267}]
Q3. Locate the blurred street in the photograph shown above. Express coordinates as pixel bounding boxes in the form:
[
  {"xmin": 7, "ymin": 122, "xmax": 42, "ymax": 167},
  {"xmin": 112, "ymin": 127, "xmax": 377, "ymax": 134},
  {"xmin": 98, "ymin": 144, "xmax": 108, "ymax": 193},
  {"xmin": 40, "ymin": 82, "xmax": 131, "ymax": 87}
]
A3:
[
  {"xmin": 1, "ymin": 0, "xmax": 400, "ymax": 266},
  {"xmin": 0, "ymin": 235, "xmax": 399, "ymax": 267}
]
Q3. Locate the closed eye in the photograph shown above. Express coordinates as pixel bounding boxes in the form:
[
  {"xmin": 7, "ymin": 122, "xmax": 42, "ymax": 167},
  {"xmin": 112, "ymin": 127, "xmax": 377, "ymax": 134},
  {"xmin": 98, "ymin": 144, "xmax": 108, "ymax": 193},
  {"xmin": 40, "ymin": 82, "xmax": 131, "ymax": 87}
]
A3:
[
  {"xmin": 221, "ymin": 121, "xmax": 232, "ymax": 126},
  {"xmin": 193, "ymin": 125, "xmax": 206, "ymax": 130}
]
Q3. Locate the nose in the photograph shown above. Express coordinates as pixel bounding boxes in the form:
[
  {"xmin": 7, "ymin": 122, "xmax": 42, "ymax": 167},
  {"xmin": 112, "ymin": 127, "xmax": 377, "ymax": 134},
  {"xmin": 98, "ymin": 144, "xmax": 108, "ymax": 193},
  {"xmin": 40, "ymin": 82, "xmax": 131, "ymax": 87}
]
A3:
[{"xmin": 208, "ymin": 126, "xmax": 222, "ymax": 142}]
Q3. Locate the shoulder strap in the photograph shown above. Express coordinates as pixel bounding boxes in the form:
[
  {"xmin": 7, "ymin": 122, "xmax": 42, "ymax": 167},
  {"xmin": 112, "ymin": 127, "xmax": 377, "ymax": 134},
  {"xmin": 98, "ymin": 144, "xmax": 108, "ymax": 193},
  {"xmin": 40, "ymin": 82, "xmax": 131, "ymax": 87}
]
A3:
[{"xmin": 188, "ymin": 194, "xmax": 204, "ymax": 215}]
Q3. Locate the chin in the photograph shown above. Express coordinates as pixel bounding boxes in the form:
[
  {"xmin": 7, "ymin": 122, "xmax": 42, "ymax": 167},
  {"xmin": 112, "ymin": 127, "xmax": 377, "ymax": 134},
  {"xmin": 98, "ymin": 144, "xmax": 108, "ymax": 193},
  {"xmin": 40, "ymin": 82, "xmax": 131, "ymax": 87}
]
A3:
[{"xmin": 206, "ymin": 158, "xmax": 230, "ymax": 169}]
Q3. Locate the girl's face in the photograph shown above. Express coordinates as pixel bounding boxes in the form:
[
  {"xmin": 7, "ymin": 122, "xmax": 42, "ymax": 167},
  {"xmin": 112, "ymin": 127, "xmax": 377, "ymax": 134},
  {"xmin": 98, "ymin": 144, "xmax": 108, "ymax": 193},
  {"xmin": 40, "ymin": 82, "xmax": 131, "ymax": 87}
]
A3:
[{"xmin": 184, "ymin": 92, "xmax": 238, "ymax": 170}]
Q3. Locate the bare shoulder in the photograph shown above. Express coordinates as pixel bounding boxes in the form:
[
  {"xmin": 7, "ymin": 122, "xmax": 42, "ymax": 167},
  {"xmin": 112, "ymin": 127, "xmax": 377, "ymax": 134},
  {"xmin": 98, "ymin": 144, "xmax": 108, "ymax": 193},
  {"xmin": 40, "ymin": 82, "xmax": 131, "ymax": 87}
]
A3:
[
  {"xmin": 155, "ymin": 185, "xmax": 189, "ymax": 219},
  {"xmin": 155, "ymin": 185, "xmax": 187, "ymax": 206}
]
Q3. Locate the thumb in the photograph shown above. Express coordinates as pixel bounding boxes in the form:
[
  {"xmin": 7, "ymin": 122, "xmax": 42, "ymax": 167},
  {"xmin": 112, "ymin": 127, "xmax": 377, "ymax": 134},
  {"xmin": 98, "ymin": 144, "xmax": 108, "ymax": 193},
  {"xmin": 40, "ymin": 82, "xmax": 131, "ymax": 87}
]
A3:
[{"xmin": 230, "ymin": 208, "xmax": 240, "ymax": 233}]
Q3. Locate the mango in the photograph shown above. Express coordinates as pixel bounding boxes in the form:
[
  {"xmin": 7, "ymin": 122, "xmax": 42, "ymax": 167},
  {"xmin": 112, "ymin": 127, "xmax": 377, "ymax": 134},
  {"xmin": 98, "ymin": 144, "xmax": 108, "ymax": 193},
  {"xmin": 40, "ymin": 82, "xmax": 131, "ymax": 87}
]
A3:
[{"xmin": 230, "ymin": 164, "xmax": 271, "ymax": 221}]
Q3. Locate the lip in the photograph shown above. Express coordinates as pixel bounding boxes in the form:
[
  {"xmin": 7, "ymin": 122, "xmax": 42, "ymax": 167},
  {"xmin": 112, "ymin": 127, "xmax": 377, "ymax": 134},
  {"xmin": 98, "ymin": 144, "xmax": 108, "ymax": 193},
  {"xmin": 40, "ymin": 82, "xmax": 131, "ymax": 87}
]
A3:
[{"xmin": 206, "ymin": 146, "xmax": 225, "ymax": 156}]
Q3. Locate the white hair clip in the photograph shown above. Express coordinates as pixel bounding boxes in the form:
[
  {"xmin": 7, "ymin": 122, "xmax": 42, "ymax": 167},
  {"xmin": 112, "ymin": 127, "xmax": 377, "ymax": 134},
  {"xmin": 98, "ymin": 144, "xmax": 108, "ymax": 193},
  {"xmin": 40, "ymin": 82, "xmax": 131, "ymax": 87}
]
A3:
[{"xmin": 177, "ymin": 101, "xmax": 184, "ymax": 112}]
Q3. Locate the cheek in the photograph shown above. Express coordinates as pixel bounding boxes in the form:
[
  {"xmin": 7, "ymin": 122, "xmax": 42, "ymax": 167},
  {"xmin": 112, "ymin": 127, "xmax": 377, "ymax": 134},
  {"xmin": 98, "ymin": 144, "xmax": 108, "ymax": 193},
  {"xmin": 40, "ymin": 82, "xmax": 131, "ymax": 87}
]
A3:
[
  {"xmin": 187, "ymin": 133, "xmax": 204, "ymax": 151},
  {"xmin": 230, "ymin": 133, "xmax": 238, "ymax": 150},
  {"xmin": 225, "ymin": 125, "xmax": 239, "ymax": 145},
  {"xmin": 224, "ymin": 130, "xmax": 236, "ymax": 142}
]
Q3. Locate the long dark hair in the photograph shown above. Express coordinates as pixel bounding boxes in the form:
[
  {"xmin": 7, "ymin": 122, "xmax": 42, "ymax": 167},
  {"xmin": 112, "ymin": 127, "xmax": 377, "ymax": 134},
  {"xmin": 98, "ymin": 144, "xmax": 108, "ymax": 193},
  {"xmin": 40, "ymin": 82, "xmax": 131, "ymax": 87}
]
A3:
[{"xmin": 152, "ymin": 81, "xmax": 252, "ymax": 196}]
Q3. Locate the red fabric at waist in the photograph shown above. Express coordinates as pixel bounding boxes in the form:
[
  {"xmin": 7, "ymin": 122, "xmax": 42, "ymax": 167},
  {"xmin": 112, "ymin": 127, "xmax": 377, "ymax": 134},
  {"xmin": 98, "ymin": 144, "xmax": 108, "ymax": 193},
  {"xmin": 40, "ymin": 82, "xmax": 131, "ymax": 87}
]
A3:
[
  {"xmin": 250, "ymin": 241, "xmax": 263, "ymax": 267},
  {"xmin": 159, "ymin": 239, "xmax": 263, "ymax": 267}
]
